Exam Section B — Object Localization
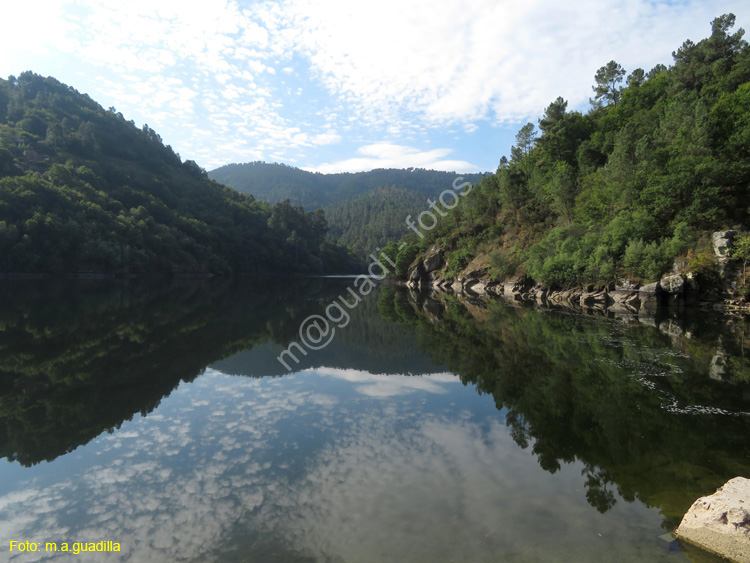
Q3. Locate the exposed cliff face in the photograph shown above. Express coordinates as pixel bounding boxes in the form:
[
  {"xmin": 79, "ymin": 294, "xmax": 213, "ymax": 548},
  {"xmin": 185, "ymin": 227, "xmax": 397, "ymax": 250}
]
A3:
[{"xmin": 401, "ymin": 231, "xmax": 750, "ymax": 315}]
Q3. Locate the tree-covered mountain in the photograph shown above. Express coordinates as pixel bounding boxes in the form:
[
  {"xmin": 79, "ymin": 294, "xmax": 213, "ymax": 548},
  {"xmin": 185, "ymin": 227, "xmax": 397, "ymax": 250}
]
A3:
[
  {"xmin": 209, "ymin": 161, "xmax": 485, "ymax": 256},
  {"xmin": 0, "ymin": 73, "xmax": 357, "ymax": 275},
  {"xmin": 209, "ymin": 162, "xmax": 484, "ymax": 209},
  {"xmin": 324, "ymin": 186, "xmax": 428, "ymax": 255},
  {"xmin": 383, "ymin": 15, "xmax": 750, "ymax": 292}
]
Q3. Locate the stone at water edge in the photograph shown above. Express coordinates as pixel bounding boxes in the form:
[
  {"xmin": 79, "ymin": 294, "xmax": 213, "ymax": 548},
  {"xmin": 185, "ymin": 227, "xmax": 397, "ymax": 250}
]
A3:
[
  {"xmin": 675, "ymin": 477, "xmax": 750, "ymax": 563},
  {"xmin": 660, "ymin": 273, "xmax": 686, "ymax": 294}
]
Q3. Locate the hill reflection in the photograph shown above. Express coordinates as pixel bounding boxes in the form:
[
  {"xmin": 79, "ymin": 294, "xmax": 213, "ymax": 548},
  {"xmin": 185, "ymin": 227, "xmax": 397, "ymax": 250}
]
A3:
[
  {"xmin": 377, "ymin": 286, "xmax": 750, "ymax": 529},
  {"xmin": 0, "ymin": 278, "xmax": 431, "ymax": 466}
]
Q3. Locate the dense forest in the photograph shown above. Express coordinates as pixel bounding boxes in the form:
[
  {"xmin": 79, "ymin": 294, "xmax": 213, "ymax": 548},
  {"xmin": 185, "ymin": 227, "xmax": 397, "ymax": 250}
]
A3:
[
  {"xmin": 383, "ymin": 15, "xmax": 750, "ymax": 292},
  {"xmin": 0, "ymin": 73, "xmax": 357, "ymax": 275},
  {"xmin": 209, "ymin": 162, "xmax": 484, "ymax": 255}
]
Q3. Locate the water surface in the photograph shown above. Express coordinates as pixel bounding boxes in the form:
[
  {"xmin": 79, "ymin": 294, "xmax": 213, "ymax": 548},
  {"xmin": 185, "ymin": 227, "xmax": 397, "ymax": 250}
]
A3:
[{"xmin": 0, "ymin": 278, "xmax": 748, "ymax": 562}]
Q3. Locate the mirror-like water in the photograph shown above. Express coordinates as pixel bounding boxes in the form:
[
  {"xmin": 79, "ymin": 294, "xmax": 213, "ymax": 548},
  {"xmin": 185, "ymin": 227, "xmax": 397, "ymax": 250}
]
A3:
[{"xmin": 0, "ymin": 278, "xmax": 748, "ymax": 562}]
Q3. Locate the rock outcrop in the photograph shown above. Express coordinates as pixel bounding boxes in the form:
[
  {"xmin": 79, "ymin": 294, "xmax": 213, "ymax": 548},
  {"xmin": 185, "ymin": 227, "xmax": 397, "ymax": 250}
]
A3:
[
  {"xmin": 713, "ymin": 230, "xmax": 737, "ymax": 258},
  {"xmin": 423, "ymin": 245, "xmax": 444, "ymax": 273},
  {"xmin": 660, "ymin": 273, "xmax": 686, "ymax": 295},
  {"xmin": 675, "ymin": 477, "xmax": 750, "ymax": 563},
  {"xmin": 401, "ymin": 239, "xmax": 749, "ymax": 313}
]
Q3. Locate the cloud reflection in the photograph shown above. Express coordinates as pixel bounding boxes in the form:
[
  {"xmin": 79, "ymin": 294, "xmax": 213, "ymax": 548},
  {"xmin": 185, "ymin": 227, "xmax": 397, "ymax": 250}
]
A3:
[{"xmin": 0, "ymin": 369, "xmax": 664, "ymax": 562}]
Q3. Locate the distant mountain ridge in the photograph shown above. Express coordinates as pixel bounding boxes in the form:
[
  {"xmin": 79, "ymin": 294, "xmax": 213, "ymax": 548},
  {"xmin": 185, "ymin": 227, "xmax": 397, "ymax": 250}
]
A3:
[
  {"xmin": 209, "ymin": 161, "xmax": 486, "ymax": 255},
  {"xmin": 208, "ymin": 161, "xmax": 485, "ymax": 209}
]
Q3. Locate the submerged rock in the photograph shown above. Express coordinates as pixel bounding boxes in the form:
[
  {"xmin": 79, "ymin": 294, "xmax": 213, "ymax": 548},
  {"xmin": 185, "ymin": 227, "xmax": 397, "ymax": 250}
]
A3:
[{"xmin": 675, "ymin": 477, "xmax": 750, "ymax": 563}]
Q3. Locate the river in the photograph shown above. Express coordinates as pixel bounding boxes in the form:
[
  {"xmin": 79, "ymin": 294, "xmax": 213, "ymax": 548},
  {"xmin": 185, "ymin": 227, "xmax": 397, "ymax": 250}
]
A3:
[{"xmin": 0, "ymin": 277, "xmax": 748, "ymax": 562}]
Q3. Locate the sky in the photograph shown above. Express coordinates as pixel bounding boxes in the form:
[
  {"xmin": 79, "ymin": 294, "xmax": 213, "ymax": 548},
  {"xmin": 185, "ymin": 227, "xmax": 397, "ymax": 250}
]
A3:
[{"xmin": 1, "ymin": 1, "xmax": 748, "ymax": 174}]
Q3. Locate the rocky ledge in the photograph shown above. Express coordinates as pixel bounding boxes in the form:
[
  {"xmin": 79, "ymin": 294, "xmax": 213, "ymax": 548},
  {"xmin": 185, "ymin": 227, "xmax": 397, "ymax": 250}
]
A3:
[
  {"xmin": 676, "ymin": 477, "xmax": 750, "ymax": 563},
  {"xmin": 403, "ymin": 232, "xmax": 750, "ymax": 315}
]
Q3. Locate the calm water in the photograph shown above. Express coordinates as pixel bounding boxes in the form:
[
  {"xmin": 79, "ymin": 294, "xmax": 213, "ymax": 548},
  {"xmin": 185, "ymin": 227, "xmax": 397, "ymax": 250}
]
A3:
[{"xmin": 0, "ymin": 278, "xmax": 749, "ymax": 562}]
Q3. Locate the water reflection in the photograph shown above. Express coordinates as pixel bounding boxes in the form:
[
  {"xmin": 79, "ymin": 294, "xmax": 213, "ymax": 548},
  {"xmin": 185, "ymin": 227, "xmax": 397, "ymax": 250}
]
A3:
[
  {"xmin": 378, "ymin": 287, "xmax": 750, "ymax": 528},
  {"xmin": 0, "ymin": 279, "xmax": 747, "ymax": 562},
  {"xmin": 0, "ymin": 278, "xmax": 431, "ymax": 466},
  {"xmin": 0, "ymin": 370, "xmax": 673, "ymax": 563}
]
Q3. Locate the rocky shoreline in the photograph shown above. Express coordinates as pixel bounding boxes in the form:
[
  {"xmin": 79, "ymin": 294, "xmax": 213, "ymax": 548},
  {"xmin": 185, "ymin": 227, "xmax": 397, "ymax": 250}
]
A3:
[{"xmin": 400, "ymin": 230, "xmax": 750, "ymax": 316}]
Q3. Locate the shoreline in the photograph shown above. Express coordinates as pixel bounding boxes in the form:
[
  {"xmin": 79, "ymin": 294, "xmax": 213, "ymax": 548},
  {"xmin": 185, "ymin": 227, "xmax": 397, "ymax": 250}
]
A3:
[{"xmin": 397, "ymin": 276, "xmax": 750, "ymax": 316}]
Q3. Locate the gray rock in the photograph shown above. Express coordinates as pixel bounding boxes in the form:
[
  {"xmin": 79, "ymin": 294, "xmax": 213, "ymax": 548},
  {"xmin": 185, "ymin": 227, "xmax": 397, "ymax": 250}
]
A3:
[
  {"xmin": 466, "ymin": 280, "xmax": 488, "ymax": 295},
  {"xmin": 423, "ymin": 245, "xmax": 444, "ymax": 273},
  {"xmin": 486, "ymin": 282, "xmax": 503, "ymax": 296},
  {"xmin": 503, "ymin": 282, "xmax": 517, "ymax": 299},
  {"xmin": 580, "ymin": 290, "xmax": 610, "ymax": 306},
  {"xmin": 464, "ymin": 264, "xmax": 489, "ymax": 279},
  {"xmin": 709, "ymin": 352, "xmax": 728, "ymax": 382},
  {"xmin": 408, "ymin": 261, "xmax": 425, "ymax": 282},
  {"xmin": 616, "ymin": 279, "xmax": 640, "ymax": 291},
  {"xmin": 659, "ymin": 319, "xmax": 684, "ymax": 339},
  {"xmin": 451, "ymin": 280, "xmax": 464, "ymax": 293},
  {"xmin": 675, "ymin": 477, "xmax": 750, "ymax": 563},
  {"xmin": 661, "ymin": 274, "xmax": 686, "ymax": 295},
  {"xmin": 610, "ymin": 290, "xmax": 640, "ymax": 306},
  {"xmin": 713, "ymin": 230, "xmax": 737, "ymax": 257},
  {"xmin": 639, "ymin": 282, "xmax": 661, "ymax": 294},
  {"xmin": 535, "ymin": 286, "xmax": 549, "ymax": 305}
]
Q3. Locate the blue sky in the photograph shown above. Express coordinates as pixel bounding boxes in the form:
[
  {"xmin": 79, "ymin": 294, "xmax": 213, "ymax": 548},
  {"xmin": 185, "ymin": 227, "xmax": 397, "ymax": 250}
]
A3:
[{"xmin": 2, "ymin": 0, "xmax": 748, "ymax": 173}]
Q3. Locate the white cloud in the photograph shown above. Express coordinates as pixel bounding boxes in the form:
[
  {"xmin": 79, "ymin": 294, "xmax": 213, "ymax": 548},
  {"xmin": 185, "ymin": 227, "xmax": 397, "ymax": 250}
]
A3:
[
  {"xmin": 263, "ymin": 0, "xmax": 750, "ymax": 125},
  {"xmin": 305, "ymin": 143, "xmax": 480, "ymax": 173},
  {"xmin": 313, "ymin": 367, "xmax": 458, "ymax": 397},
  {"xmin": 1, "ymin": 0, "xmax": 747, "ymax": 170}
]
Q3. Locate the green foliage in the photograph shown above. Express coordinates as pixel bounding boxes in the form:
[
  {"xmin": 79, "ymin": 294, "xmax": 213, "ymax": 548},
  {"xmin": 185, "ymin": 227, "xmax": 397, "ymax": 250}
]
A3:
[
  {"xmin": 622, "ymin": 239, "xmax": 670, "ymax": 281},
  {"xmin": 591, "ymin": 60, "xmax": 626, "ymax": 108},
  {"xmin": 387, "ymin": 14, "xmax": 750, "ymax": 288},
  {"xmin": 688, "ymin": 251, "xmax": 722, "ymax": 291},
  {"xmin": 444, "ymin": 237, "xmax": 477, "ymax": 278},
  {"xmin": 730, "ymin": 232, "xmax": 750, "ymax": 286},
  {"xmin": 209, "ymin": 162, "xmax": 485, "ymax": 257},
  {"xmin": 394, "ymin": 241, "xmax": 421, "ymax": 278},
  {"xmin": 489, "ymin": 249, "xmax": 517, "ymax": 280},
  {"xmin": 0, "ymin": 73, "xmax": 358, "ymax": 275}
]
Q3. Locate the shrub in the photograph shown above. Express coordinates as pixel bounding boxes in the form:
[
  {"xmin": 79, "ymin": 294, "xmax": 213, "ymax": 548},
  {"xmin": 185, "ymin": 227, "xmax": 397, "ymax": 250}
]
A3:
[{"xmin": 688, "ymin": 251, "xmax": 722, "ymax": 292}]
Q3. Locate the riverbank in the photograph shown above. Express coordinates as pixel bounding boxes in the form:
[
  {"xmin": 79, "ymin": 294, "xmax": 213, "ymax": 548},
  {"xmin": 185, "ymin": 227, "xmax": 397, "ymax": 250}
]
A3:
[
  {"xmin": 400, "ymin": 276, "xmax": 750, "ymax": 316},
  {"xmin": 398, "ymin": 231, "xmax": 750, "ymax": 316}
]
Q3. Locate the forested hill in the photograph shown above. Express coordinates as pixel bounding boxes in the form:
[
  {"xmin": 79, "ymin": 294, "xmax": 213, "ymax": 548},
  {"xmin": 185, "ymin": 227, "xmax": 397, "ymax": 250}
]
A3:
[
  {"xmin": 0, "ymin": 73, "xmax": 357, "ymax": 275},
  {"xmin": 209, "ymin": 162, "xmax": 485, "ymax": 255},
  {"xmin": 383, "ymin": 14, "xmax": 750, "ymax": 291},
  {"xmin": 208, "ymin": 162, "xmax": 484, "ymax": 209}
]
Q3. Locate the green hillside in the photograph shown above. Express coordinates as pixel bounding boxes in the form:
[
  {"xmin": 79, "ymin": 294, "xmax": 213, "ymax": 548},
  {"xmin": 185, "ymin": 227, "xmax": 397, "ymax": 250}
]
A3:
[
  {"xmin": 208, "ymin": 162, "xmax": 484, "ymax": 208},
  {"xmin": 0, "ymin": 73, "xmax": 357, "ymax": 275},
  {"xmin": 383, "ymin": 14, "xmax": 750, "ymax": 291},
  {"xmin": 209, "ymin": 162, "xmax": 486, "ymax": 256}
]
